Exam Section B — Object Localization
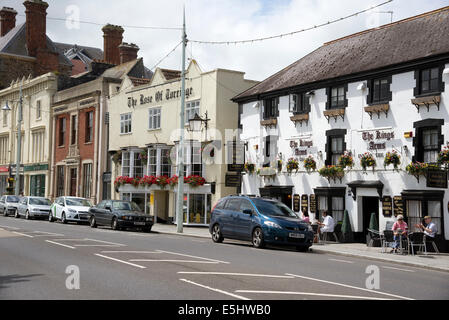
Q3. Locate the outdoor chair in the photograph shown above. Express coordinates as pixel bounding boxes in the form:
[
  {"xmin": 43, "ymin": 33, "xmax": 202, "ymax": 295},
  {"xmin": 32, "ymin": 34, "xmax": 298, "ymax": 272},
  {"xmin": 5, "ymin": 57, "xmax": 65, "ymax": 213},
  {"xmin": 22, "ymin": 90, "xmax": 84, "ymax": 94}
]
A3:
[
  {"xmin": 321, "ymin": 224, "xmax": 340, "ymax": 243},
  {"xmin": 382, "ymin": 230, "xmax": 395, "ymax": 253},
  {"xmin": 424, "ymin": 235, "xmax": 440, "ymax": 254},
  {"xmin": 408, "ymin": 232, "xmax": 425, "ymax": 256},
  {"xmin": 367, "ymin": 229, "xmax": 382, "ymax": 247}
]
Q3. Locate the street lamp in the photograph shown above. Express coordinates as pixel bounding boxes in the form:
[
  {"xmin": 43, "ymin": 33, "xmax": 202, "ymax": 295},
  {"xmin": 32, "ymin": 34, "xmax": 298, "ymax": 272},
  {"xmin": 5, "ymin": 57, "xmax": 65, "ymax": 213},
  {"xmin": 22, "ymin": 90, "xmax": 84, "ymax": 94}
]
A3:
[
  {"xmin": 2, "ymin": 81, "xmax": 23, "ymax": 196},
  {"xmin": 188, "ymin": 111, "xmax": 210, "ymax": 135}
]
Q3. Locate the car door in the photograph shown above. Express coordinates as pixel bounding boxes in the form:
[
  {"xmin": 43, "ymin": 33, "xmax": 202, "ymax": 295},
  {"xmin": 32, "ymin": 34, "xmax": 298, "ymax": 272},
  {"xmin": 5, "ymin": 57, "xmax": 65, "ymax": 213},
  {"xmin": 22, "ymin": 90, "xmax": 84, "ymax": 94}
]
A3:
[
  {"xmin": 103, "ymin": 200, "xmax": 114, "ymax": 225},
  {"xmin": 19, "ymin": 197, "xmax": 27, "ymax": 216},
  {"xmin": 91, "ymin": 201, "xmax": 105, "ymax": 225},
  {"xmin": 221, "ymin": 198, "xmax": 241, "ymax": 238},
  {"xmin": 234, "ymin": 199, "xmax": 256, "ymax": 240},
  {"xmin": 55, "ymin": 198, "xmax": 64, "ymax": 219}
]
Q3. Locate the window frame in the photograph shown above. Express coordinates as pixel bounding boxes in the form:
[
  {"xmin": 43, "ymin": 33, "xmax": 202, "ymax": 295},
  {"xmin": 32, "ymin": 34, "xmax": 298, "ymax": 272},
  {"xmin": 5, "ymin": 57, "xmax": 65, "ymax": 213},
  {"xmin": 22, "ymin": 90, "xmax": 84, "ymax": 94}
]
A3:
[
  {"xmin": 263, "ymin": 97, "xmax": 279, "ymax": 120},
  {"xmin": 58, "ymin": 117, "xmax": 66, "ymax": 147},
  {"xmin": 120, "ymin": 113, "xmax": 132, "ymax": 135},
  {"xmin": 148, "ymin": 107, "xmax": 162, "ymax": 130},
  {"xmin": 36, "ymin": 100, "xmax": 41, "ymax": 120},
  {"xmin": 413, "ymin": 119, "xmax": 444, "ymax": 164},
  {"xmin": 185, "ymin": 100, "xmax": 200, "ymax": 125},
  {"xmin": 325, "ymin": 129, "xmax": 347, "ymax": 166},
  {"xmin": 414, "ymin": 65, "xmax": 445, "ymax": 97},
  {"xmin": 326, "ymin": 85, "xmax": 347, "ymax": 110},
  {"xmin": 82, "ymin": 163, "xmax": 92, "ymax": 199},
  {"xmin": 289, "ymin": 93, "xmax": 311, "ymax": 114},
  {"xmin": 367, "ymin": 76, "xmax": 392, "ymax": 105},
  {"xmin": 85, "ymin": 111, "xmax": 94, "ymax": 143}
]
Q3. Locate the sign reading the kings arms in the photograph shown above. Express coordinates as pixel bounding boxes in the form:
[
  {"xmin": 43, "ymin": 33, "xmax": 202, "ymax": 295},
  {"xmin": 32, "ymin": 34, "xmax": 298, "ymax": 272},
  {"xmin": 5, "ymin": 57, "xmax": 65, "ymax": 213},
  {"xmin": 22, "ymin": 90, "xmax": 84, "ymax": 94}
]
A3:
[{"xmin": 128, "ymin": 87, "xmax": 194, "ymax": 108}]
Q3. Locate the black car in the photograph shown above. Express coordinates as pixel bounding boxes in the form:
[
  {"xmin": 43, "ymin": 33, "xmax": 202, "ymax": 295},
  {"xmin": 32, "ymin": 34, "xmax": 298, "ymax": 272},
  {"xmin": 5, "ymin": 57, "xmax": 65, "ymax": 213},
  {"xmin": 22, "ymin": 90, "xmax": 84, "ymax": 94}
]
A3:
[{"xmin": 88, "ymin": 200, "xmax": 153, "ymax": 232}]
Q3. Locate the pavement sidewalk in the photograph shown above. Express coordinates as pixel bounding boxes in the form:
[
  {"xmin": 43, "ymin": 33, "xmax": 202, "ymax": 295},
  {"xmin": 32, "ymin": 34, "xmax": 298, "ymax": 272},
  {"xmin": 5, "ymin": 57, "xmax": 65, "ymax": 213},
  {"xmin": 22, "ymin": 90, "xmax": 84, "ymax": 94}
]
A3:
[{"xmin": 151, "ymin": 223, "xmax": 449, "ymax": 273}]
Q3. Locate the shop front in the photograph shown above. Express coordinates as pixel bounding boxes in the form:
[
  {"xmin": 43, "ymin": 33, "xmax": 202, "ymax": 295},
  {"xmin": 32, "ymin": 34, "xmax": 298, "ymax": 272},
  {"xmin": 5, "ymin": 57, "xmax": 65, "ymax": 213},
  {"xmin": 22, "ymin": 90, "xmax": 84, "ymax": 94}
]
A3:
[{"xmin": 24, "ymin": 164, "xmax": 49, "ymax": 197}]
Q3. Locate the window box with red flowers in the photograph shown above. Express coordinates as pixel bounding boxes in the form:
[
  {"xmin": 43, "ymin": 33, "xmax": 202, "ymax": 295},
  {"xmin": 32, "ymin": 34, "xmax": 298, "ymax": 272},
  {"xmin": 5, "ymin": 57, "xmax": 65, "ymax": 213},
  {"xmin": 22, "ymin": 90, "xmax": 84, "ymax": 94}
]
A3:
[
  {"xmin": 139, "ymin": 175, "xmax": 156, "ymax": 187},
  {"xmin": 360, "ymin": 152, "xmax": 376, "ymax": 173},
  {"xmin": 438, "ymin": 145, "xmax": 449, "ymax": 167},
  {"xmin": 184, "ymin": 175, "xmax": 206, "ymax": 187},
  {"xmin": 155, "ymin": 176, "xmax": 170, "ymax": 189}
]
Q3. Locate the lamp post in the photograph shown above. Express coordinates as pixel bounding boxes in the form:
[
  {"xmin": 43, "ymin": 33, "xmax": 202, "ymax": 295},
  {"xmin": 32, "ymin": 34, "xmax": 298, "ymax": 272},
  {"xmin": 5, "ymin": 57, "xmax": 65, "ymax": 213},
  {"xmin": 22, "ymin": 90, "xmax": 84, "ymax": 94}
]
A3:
[
  {"xmin": 2, "ymin": 81, "xmax": 23, "ymax": 196},
  {"xmin": 175, "ymin": 7, "xmax": 188, "ymax": 233}
]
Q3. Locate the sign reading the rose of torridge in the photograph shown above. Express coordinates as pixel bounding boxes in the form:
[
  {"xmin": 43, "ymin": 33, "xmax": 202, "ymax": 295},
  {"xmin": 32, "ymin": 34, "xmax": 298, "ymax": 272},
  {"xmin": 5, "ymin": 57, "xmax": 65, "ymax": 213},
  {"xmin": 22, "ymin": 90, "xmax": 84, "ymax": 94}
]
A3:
[
  {"xmin": 128, "ymin": 87, "xmax": 194, "ymax": 108},
  {"xmin": 393, "ymin": 196, "xmax": 404, "ymax": 217},
  {"xmin": 301, "ymin": 195, "xmax": 309, "ymax": 212},
  {"xmin": 382, "ymin": 196, "xmax": 393, "ymax": 217},
  {"xmin": 293, "ymin": 194, "xmax": 300, "ymax": 212},
  {"xmin": 309, "ymin": 195, "xmax": 316, "ymax": 214}
]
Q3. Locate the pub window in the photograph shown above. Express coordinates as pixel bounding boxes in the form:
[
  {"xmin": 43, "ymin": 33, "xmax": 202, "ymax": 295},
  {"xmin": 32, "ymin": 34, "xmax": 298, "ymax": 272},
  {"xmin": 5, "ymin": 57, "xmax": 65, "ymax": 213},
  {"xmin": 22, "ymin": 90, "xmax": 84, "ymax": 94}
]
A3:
[
  {"xmin": 289, "ymin": 93, "xmax": 310, "ymax": 114},
  {"xmin": 316, "ymin": 194, "xmax": 345, "ymax": 223},
  {"xmin": 263, "ymin": 97, "xmax": 279, "ymax": 119},
  {"xmin": 59, "ymin": 117, "xmax": 66, "ymax": 146},
  {"xmin": 85, "ymin": 111, "xmax": 93, "ymax": 143},
  {"xmin": 415, "ymin": 67, "xmax": 442, "ymax": 96},
  {"xmin": 407, "ymin": 200, "xmax": 442, "ymax": 236},
  {"xmin": 413, "ymin": 119, "xmax": 444, "ymax": 163},
  {"xmin": 368, "ymin": 77, "xmax": 392, "ymax": 104},
  {"xmin": 327, "ymin": 85, "xmax": 347, "ymax": 109}
]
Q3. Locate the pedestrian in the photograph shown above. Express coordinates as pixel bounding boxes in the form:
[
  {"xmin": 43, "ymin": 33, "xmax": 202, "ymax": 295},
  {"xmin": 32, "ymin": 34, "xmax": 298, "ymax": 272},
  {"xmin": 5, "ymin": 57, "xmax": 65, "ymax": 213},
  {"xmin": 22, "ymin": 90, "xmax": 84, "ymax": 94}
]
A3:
[
  {"xmin": 391, "ymin": 215, "xmax": 408, "ymax": 253},
  {"xmin": 317, "ymin": 211, "xmax": 335, "ymax": 235},
  {"xmin": 415, "ymin": 216, "xmax": 437, "ymax": 238}
]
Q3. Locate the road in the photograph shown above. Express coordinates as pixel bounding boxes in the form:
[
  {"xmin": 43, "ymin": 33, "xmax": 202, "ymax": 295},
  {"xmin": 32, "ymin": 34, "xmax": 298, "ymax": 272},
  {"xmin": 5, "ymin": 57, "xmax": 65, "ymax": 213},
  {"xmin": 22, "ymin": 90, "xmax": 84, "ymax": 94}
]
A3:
[{"xmin": 1, "ymin": 215, "xmax": 448, "ymax": 300}]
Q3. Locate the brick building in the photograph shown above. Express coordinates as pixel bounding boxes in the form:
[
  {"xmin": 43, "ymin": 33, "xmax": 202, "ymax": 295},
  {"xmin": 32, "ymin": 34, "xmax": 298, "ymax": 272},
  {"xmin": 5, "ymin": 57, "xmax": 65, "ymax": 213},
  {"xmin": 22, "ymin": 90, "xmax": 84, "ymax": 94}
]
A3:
[{"xmin": 0, "ymin": 1, "xmax": 72, "ymax": 90}]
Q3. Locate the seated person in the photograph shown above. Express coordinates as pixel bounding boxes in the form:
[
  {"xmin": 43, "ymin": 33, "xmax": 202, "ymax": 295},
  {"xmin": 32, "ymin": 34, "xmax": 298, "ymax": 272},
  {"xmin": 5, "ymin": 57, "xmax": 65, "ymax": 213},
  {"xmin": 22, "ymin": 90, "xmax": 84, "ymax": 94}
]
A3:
[
  {"xmin": 391, "ymin": 215, "xmax": 408, "ymax": 253},
  {"xmin": 415, "ymin": 216, "xmax": 437, "ymax": 238},
  {"xmin": 317, "ymin": 211, "xmax": 335, "ymax": 234}
]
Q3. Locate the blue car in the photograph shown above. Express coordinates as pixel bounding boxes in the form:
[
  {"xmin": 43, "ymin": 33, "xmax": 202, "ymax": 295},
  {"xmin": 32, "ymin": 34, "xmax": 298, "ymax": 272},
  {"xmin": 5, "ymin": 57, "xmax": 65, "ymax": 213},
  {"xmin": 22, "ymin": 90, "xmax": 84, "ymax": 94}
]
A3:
[{"xmin": 209, "ymin": 196, "xmax": 314, "ymax": 252}]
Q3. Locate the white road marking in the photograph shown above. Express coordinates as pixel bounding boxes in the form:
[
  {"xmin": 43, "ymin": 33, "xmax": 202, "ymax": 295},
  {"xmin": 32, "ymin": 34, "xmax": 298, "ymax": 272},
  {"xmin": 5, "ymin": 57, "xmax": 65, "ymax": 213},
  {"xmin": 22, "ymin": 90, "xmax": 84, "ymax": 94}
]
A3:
[
  {"xmin": 31, "ymin": 231, "xmax": 64, "ymax": 237},
  {"xmin": 328, "ymin": 258, "xmax": 354, "ymax": 264},
  {"xmin": 177, "ymin": 272, "xmax": 295, "ymax": 279},
  {"xmin": 382, "ymin": 266, "xmax": 416, "ymax": 273},
  {"xmin": 94, "ymin": 254, "xmax": 146, "ymax": 269},
  {"xmin": 45, "ymin": 240, "xmax": 75, "ymax": 249},
  {"xmin": 285, "ymin": 273, "xmax": 414, "ymax": 300},
  {"xmin": 180, "ymin": 279, "xmax": 250, "ymax": 300},
  {"xmin": 74, "ymin": 244, "xmax": 124, "ymax": 247},
  {"xmin": 0, "ymin": 225, "xmax": 20, "ymax": 230},
  {"xmin": 130, "ymin": 259, "xmax": 220, "ymax": 264},
  {"xmin": 235, "ymin": 290, "xmax": 391, "ymax": 300},
  {"xmin": 12, "ymin": 231, "xmax": 34, "ymax": 238},
  {"xmin": 84, "ymin": 238, "xmax": 126, "ymax": 246},
  {"xmin": 100, "ymin": 251, "xmax": 161, "ymax": 254},
  {"xmin": 156, "ymin": 250, "xmax": 229, "ymax": 264}
]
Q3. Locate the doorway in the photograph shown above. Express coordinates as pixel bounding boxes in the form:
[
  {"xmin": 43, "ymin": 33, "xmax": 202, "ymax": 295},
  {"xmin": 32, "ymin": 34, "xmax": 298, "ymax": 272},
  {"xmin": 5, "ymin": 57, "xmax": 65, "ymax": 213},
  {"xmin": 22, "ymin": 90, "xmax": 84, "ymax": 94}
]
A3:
[
  {"xmin": 259, "ymin": 186, "xmax": 293, "ymax": 209},
  {"xmin": 70, "ymin": 168, "xmax": 77, "ymax": 196},
  {"xmin": 361, "ymin": 197, "xmax": 379, "ymax": 242}
]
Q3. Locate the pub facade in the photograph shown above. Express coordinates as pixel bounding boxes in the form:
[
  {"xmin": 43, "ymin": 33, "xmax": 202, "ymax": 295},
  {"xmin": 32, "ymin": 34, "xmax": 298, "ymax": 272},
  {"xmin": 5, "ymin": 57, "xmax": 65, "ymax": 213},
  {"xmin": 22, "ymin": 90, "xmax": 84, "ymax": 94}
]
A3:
[{"xmin": 233, "ymin": 7, "xmax": 449, "ymax": 250}]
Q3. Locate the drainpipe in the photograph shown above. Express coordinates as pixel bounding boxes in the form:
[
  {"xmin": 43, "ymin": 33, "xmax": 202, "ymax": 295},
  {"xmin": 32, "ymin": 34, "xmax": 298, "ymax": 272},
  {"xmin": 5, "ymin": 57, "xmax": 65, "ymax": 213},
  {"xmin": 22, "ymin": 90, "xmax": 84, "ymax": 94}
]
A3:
[{"xmin": 96, "ymin": 92, "xmax": 103, "ymax": 204}]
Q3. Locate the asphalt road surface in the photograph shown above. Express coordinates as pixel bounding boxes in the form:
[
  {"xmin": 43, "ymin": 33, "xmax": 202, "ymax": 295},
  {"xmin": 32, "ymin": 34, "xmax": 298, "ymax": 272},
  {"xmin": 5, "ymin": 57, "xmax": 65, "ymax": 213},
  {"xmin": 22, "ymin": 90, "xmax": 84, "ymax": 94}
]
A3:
[{"xmin": 1, "ymin": 215, "xmax": 448, "ymax": 300}]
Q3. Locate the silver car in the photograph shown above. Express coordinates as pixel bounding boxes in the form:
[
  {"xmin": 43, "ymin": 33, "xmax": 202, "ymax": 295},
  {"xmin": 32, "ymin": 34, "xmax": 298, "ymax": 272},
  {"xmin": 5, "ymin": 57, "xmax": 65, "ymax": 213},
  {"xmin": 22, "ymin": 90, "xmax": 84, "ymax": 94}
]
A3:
[
  {"xmin": 0, "ymin": 195, "xmax": 21, "ymax": 217},
  {"xmin": 17, "ymin": 196, "xmax": 52, "ymax": 220}
]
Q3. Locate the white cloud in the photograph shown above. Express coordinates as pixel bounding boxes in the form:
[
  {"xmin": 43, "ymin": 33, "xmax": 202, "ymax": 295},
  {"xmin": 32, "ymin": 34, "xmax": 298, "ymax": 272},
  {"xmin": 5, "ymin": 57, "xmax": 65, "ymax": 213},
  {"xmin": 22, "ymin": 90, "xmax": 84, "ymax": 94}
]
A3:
[{"xmin": 4, "ymin": 0, "xmax": 448, "ymax": 81}]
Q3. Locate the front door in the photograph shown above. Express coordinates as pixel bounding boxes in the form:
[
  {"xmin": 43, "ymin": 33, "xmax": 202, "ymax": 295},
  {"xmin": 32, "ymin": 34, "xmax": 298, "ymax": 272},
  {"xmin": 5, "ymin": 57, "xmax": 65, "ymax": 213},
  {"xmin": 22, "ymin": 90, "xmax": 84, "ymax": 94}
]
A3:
[
  {"xmin": 362, "ymin": 197, "xmax": 379, "ymax": 243},
  {"xmin": 70, "ymin": 168, "xmax": 77, "ymax": 196}
]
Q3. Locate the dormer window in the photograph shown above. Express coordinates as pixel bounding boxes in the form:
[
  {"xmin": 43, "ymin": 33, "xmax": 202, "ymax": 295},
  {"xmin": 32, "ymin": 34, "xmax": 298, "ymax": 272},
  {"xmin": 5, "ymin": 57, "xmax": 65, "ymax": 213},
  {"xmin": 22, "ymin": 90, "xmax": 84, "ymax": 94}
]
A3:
[
  {"xmin": 263, "ymin": 97, "xmax": 279, "ymax": 120},
  {"xmin": 326, "ymin": 85, "xmax": 347, "ymax": 109},
  {"xmin": 368, "ymin": 77, "xmax": 392, "ymax": 105},
  {"xmin": 289, "ymin": 93, "xmax": 310, "ymax": 114},
  {"xmin": 414, "ymin": 66, "xmax": 444, "ymax": 97}
]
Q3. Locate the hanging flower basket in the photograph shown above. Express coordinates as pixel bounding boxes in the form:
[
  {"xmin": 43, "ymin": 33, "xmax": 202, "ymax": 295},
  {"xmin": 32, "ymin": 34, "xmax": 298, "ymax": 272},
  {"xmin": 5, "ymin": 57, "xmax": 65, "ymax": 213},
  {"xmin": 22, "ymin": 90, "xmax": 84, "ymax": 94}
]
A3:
[
  {"xmin": 286, "ymin": 158, "xmax": 299, "ymax": 174},
  {"xmin": 360, "ymin": 152, "xmax": 376, "ymax": 173},
  {"xmin": 338, "ymin": 151, "xmax": 354, "ymax": 170},
  {"xmin": 244, "ymin": 163, "xmax": 256, "ymax": 175},
  {"xmin": 438, "ymin": 145, "xmax": 449, "ymax": 167},
  {"xmin": 384, "ymin": 151, "xmax": 401, "ymax": 170},
  {"xmin": 303, "ymin": 156, "xmax": 317, "ymax": 173},
  {"xmin": 112, "ymin": 150, "xmax": 122, "ymax": 165},
  {"xmin": 318, "ymin": 165, "xmax": 345, "ymax": 183}
]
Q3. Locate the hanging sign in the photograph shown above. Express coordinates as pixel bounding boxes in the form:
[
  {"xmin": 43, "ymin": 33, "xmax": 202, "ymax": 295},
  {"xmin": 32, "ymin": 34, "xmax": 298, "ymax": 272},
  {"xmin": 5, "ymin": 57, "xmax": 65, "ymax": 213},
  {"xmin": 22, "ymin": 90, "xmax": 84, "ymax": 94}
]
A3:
[
  {"xmin": 393, "ymin": 196, "xmax": 403, "ymax": 217},
  {"xmin": 301, "ymin": 195, "xmax": 309, "ymax": 212},
  {"xmin": 382, "ymin": 196, "xmax": 393, "ymax": 217},
  {"xmin": 293, "ymin": 194, "xmax": 301, "ymax": 212},
  {"xmin": 309, "ymin": 195, "xmax": 316, "ymax": 214}
]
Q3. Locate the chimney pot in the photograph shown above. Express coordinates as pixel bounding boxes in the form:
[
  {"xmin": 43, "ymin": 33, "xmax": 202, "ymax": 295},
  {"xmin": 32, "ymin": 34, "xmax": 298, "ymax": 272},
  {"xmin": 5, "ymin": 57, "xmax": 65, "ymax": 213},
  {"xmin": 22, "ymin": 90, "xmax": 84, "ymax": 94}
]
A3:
[
  {"xmin": 23, "ymin": 0, "xmax": 49, "ymax": 57},
  {"xmin": 119, "ymin": 42, "xmax": 139, "ymax": 64},
  {"xmin": 0, "ymin": 7, "xmax": 18, "ymax": 37}
]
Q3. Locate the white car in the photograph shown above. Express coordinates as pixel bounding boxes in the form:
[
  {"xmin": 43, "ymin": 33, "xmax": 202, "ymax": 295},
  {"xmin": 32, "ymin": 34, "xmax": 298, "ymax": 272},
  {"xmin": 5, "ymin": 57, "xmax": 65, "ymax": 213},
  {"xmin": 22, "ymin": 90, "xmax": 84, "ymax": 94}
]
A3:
[
  {"xmin": 49, "ymin": 196, "xmax": 92, "ymax": 224},
  {"xmin": 0, "ymin": 195, "xmax": 21, "ymax": 217}
]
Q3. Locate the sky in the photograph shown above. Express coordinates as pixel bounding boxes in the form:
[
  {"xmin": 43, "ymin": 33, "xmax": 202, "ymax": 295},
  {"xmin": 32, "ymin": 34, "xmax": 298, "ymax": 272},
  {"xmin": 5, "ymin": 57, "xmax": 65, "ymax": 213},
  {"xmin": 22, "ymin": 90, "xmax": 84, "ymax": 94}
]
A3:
[{"xmin": 4, "ymin": 0, "xmax": 449, "ymax": 81}]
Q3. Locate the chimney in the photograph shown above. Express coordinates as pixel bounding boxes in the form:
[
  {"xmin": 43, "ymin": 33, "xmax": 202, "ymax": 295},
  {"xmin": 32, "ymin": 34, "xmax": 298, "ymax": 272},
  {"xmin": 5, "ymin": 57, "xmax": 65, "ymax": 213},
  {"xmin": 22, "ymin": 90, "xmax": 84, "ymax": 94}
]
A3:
[
  {"xmin": 23, "ymin": 0, "xmax": 49, "ymax": 57},
  {"xmin": 0, "ymin": 7, "xmax": 17, "ymax": 37},
  {"xmin": 119, "ymin": 42, "xmax": 139, "ymax": 64},
  {"xmin": 102, "ymin": 24, "xmax": 124, "ymax": 65}
]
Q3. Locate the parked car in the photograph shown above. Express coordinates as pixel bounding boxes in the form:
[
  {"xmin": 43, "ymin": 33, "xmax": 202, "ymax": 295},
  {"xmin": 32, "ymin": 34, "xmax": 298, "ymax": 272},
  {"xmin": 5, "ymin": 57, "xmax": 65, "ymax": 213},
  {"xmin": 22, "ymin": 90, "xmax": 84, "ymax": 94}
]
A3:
[
  {"xmin": 0, "ymin": 195, "xmax": 21, "ymax": 217},
  {"xmin": 88, "ymin": 200, "xmax": 153, "ymax": 232},
  {"xmin": 49, "ymin": 197, "xmax": 92, "ymax": 224},
  {"xmin": 209, "ymin": 196, "xmax": 314, "ymax": 251},
  {"xmin": 17, "ymin": 197, "xmax": 52, "ymax": 220}
]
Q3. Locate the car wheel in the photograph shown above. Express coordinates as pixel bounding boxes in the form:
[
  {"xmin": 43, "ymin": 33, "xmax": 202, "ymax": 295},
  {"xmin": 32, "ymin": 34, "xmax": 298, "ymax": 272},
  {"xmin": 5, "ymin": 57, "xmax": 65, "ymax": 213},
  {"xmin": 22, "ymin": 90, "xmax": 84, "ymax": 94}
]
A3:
[
  {"xmin": 14, "ymin": 209, "xmax": 19, "ymax": 219},
  {"xmin": 61, "ymin": 212, "xmax": 67, "ymax": 224},
  {"xmin": 90, "ymin": 216, "xmax": 97, "ymax": 228},
  {"xmin": 252, "ymin": 227, "xmax": 265, "ymax": 249},
  {"xmin": 296, "ymin": 246, "xmax": 310, "ymax": 252},
  {"xmin": 25, "ymin": 210, "xmax": 30, "ymax": 220},
  {"xmin": 111, "ymin": 217, "xmax": 120, "ymax": 231},
  {"xmin": 211, "ymin": 224, "xmax": 224, "ymax": 243}
]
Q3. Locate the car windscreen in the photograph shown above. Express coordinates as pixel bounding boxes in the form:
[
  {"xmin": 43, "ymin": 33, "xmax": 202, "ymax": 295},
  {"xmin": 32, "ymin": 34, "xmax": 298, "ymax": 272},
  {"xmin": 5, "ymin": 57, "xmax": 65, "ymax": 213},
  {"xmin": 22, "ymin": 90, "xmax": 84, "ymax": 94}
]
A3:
[
  {"xmin": 6, "ymin": 196, "xmax": 20, "ymax": 203},
  {"xmin": 66, "ymin": 198, "xmax": 92, "ymax": 207},
  {"xmin": 112, "ymin": 201, "xmax": 141, "ymax": 212},
  {"xmin": 252, "ymin": 199, "xmax": 298, "ymax": 218},
  {"xmin": 29, "ymin": 198, "xmax": 51, "ymax": 206}
]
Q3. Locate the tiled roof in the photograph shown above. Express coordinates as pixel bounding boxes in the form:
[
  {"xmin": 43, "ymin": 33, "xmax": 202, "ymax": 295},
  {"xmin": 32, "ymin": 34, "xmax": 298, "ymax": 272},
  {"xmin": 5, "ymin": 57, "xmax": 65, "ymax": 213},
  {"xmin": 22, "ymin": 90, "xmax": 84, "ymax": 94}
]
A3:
[
  {"xmin": 161, "ymin": 68, "xmax": 181, "ymax": 80},
  {"xmin": 234, "ymin": 6, "xmax": 449, "ymax": 101},
  {"xmin": 129, "ymin": 76, "xmax": 152, "ymax": 86}
]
